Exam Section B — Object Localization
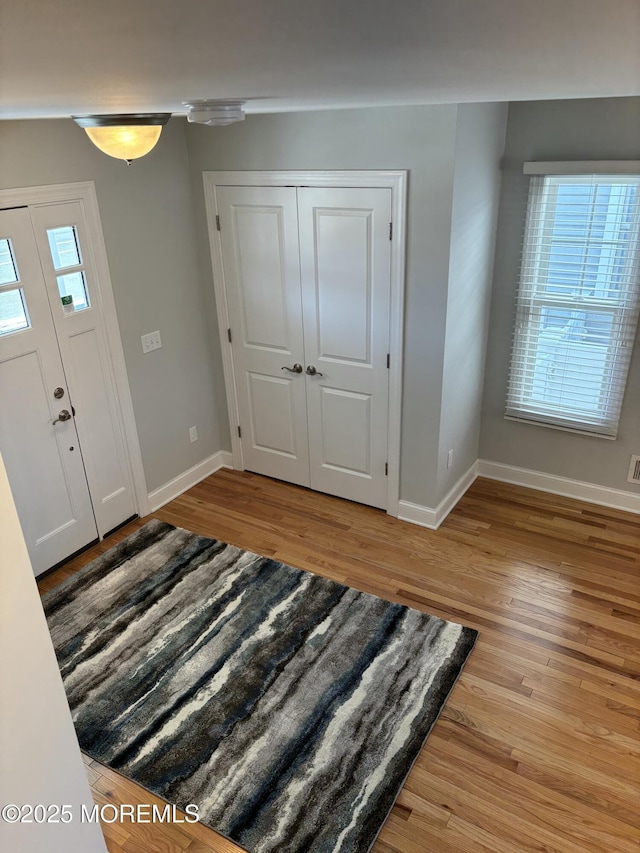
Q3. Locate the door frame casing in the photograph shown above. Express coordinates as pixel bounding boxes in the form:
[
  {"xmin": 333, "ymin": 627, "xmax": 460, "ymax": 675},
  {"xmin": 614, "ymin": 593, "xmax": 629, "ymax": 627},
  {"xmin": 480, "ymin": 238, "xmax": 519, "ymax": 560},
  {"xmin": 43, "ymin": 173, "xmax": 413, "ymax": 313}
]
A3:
[
  {"xmin": 0, "ymin": 181, "xmax": 150, "ymax": 520},
  {"xmin": 203, "ymin": 170, "xmax": 407, "ymax": 517}
]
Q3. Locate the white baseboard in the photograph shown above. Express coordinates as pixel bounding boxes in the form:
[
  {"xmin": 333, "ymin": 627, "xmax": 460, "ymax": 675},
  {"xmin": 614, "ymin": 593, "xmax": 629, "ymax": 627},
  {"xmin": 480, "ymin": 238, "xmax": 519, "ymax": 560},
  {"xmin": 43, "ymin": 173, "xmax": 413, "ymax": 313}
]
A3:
[
  {"xmin": 147, "ymin": 451, "xmax": 233, "ymax": 512},
  {"xmin": 148, "ymin": 453, "xmax": 639, "ymax": 528},
  {"xmin": 477, "ymin": 459, "xmax": 640, "ymax": 515},
  {"xmin": 396, "ymin": 499, "xmax": 439, "ymax": 530},
  {"xmin": 397, "ymin": 462, "xmax": 479, "ymax": 530}
]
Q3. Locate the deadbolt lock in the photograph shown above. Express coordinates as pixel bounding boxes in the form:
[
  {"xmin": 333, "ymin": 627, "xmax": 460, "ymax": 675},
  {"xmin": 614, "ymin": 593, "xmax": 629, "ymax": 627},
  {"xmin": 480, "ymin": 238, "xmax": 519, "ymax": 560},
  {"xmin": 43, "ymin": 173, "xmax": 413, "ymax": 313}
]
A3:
[{"xmin": 53, "ymin": 387, "xmax": 65, "ymax": 399}]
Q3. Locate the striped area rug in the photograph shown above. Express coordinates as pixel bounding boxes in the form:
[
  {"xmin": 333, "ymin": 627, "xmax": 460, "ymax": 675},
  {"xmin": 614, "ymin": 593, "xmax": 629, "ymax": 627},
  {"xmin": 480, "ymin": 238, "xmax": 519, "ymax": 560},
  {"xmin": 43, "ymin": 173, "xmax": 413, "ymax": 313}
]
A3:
[{"xmin": 44, "ymin": 519, "xmax": 477, "ymax": 853}]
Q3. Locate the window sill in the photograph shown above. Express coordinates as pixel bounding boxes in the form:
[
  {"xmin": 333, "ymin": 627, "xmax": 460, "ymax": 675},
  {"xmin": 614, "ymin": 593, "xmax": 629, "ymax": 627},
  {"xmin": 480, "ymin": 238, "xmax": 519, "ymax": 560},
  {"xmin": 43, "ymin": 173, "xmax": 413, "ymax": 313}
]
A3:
[{"xmin": 503, "ymin": 414, "xmax": 617, "ymax": 440}]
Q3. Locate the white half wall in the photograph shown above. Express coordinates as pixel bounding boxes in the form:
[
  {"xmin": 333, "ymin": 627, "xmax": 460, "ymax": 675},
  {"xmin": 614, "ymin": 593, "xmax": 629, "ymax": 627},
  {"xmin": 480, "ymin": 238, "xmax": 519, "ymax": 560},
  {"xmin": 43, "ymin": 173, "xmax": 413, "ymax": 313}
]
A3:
[{"xmin": 0, "ymin": 451, "xmax": 107, "ymax": 853}]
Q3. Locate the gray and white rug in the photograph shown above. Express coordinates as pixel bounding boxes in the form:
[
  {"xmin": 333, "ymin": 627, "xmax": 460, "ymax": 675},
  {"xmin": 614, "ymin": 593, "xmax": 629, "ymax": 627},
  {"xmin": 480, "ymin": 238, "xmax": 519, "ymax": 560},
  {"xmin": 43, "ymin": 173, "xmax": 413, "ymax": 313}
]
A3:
[{"xmin": 43, "ymin": 519, "xmax": 477, "ymax": 853}]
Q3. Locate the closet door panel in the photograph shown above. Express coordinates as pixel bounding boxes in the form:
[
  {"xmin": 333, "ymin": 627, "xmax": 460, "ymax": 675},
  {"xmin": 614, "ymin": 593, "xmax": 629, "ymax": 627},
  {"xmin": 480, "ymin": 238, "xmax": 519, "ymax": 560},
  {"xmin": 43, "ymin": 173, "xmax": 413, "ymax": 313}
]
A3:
[
  {"xmin": 298, "ymin": 187, "xmax": 392, "ymax": 509},
  {"xmin": 217, "ymin": 186, "xmax": 310, "ymax": 486}
]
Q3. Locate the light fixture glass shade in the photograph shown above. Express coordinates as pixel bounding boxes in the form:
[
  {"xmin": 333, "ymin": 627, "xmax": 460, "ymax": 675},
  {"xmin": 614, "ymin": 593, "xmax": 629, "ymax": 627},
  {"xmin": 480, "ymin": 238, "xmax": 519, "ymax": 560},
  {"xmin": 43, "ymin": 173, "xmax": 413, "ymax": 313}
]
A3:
[
  {"xmin": 84, "ymin": 125, "xmax": 162, "ymax": 160},
  {"xmin": 72, "ymin": 114, "xmax": 171, "ymax": 163}
]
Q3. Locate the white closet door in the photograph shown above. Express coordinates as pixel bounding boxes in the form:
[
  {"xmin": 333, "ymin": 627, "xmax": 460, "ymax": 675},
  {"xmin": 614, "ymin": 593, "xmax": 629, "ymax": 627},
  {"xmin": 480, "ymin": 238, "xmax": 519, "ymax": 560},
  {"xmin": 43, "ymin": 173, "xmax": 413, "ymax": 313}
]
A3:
[
  {"xmin": 298, "ymin": 187, "xmax": 392, "ymax": 509},
  {"xmin": 0, "ymin": 208, "xmax": 97, "ymax": 574},
  {"xmin": 216, "ymin": 186, "xmax": 311, "ymax": 486}
]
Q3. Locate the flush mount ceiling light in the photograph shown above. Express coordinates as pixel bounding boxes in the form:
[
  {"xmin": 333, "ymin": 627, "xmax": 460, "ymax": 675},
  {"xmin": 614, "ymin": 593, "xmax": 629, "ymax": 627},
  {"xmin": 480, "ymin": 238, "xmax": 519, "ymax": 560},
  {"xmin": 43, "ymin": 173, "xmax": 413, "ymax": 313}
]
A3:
[
  {"xmin": 183, "ymin": 100, "xmax": 246, "ymax": 126},
  {"xmin": 72, "ymin": 114, "xmax": 171, "ymax": 163}
]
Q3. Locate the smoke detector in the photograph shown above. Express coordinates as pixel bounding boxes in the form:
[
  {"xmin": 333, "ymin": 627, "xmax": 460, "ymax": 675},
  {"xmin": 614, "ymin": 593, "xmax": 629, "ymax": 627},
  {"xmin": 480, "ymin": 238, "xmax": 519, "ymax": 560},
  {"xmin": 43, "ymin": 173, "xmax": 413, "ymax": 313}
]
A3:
[{"xmin": 183, "ymin": 100, "xmax": 246, "ymax": 126}]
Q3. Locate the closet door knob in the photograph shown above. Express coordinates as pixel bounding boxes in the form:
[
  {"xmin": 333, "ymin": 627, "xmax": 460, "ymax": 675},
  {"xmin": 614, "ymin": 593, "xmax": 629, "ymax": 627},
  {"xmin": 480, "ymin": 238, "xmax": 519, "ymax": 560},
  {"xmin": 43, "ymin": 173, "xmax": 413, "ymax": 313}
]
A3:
[
  {"xmin": 305, "ymin": 365, "xmax": 323, "ymax": 376},
  {"xmin": 281, "ymin": 363, "xmax": 303, "ymax": 374}
]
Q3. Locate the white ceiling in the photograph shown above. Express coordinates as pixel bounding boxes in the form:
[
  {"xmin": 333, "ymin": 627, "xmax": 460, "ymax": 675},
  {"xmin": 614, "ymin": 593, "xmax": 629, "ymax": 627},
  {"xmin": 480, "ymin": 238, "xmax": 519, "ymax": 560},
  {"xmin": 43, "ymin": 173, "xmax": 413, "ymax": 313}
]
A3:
[{"xmin": 1, "ymin": 0, "xmax": 639, "ymax": 120}]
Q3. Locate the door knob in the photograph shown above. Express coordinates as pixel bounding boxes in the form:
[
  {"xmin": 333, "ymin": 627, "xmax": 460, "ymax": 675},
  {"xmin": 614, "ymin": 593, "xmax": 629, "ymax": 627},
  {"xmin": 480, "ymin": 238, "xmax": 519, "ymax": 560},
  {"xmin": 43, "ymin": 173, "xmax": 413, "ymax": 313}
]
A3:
[
  {"xmin": 281, "ymin": 363, "xmax": 303, "ymax": 374},
  {"xmin": 52, "ymin": 409, "xmax": 72, "ymax": 425},
  {"xmin": 305, "ymin": 365, "xmax": 323, "ymax": 376}
]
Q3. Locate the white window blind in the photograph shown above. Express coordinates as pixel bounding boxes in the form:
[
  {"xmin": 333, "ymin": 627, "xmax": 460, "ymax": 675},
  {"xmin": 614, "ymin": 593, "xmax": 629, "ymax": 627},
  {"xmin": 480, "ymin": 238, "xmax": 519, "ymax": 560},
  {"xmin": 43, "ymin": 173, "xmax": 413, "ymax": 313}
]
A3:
[{"xmin": 506, "ymin": 173, "xmax": 640, "ymax": 438}]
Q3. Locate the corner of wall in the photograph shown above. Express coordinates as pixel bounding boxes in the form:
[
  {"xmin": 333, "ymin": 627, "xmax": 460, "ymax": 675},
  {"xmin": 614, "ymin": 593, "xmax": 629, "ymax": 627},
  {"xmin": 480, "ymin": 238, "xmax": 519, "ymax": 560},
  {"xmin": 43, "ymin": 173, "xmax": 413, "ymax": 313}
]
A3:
[
  {"xmin": 147, "ymin": 450, "xmax": 233, "ymax": 512},
  {"xmin": 435, "ymin": 101, "xmax": 508, "ymax": 506}
]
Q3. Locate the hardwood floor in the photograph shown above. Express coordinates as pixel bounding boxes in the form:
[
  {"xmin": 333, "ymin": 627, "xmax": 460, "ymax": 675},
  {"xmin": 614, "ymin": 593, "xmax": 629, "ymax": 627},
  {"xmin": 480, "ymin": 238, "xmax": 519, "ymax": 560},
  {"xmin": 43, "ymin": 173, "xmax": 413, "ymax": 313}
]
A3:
[{"xmin": 38, "ymin": 470, "xmax": 640, "ymax": 852}]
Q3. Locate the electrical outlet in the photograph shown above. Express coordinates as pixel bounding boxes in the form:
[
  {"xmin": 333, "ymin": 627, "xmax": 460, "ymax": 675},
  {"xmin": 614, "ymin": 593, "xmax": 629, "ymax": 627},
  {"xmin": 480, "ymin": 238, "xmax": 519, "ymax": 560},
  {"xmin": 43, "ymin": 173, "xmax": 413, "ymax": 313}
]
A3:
[
  {"xmin": 447, "ymin": 449, "xmax": 454, "ymax": 469},
  {"xmin": 141, "ymin": 331, "xmax": 162, "ymax": 354},
  {"xmin": 189, "ymin": 426, "xmax": 198, "ymax": 443}
]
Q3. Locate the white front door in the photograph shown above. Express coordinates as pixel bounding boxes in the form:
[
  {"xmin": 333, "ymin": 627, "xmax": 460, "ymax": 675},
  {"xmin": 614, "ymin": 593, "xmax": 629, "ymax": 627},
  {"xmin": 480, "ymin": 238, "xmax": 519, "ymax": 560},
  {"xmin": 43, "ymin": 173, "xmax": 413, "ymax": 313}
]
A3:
[
  {"xmin": 29, "ymin": 200, "xmax": 137, "ymax": 536},
  {"xmin": 0, "ymin": 208, "xmax": 98, "ymax": 574},
  {"xmin": 217, "ymin": 184, "xmax": 392, "ymax": 509}
]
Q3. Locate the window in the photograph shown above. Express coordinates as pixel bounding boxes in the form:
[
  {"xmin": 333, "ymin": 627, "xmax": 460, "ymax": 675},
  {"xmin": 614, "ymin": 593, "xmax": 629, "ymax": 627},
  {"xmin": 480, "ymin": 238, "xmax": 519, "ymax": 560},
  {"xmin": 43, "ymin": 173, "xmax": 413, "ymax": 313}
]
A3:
[
  {"xmin": 47, "ymin": 225, "xmax": 82, "ymax": 269},
  {"xmin": 506, "ymin": 171, "xmax": 640, "ymax": 438},
  {"xmin": 0, "ymin": 237, "xmax": 30, "ymax": 336},
  {"xmin": 56, "ymin": 271, "xmax": 89, "ymax": 311},
  {"xmin": 0, "ymin": 288, "xmax": 29, "ymax": 335},
  {"xmin": 0, "ymin": 238, "xmax": 19, "ymax": 284},
  {"xmin": 46, "ymin": 225, "xmax": 90, "ymax": 313}
]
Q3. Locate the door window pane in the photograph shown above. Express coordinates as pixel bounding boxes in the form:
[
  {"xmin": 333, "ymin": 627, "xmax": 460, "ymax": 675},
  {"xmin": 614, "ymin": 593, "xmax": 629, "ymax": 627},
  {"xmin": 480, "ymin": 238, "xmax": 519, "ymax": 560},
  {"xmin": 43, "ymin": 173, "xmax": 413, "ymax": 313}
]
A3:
[
  {"xmin": 57, "ymin": 272, "xmax": 89, "ymax": 311},
  {"xmin": 47, "ymin": 226, "xmax": 81, "ymax": 270},
  {"xmin": 0, "ymin": 238, "xmax": 18, "ymax": 284},
  {"xmin": 0, "ymin": 288, "xmax": 29, "ymax": 335}
]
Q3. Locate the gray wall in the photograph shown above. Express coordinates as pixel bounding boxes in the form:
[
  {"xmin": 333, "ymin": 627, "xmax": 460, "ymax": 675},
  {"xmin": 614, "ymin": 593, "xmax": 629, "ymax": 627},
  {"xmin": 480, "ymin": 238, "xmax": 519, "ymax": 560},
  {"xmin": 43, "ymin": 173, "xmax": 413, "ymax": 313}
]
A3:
[
  {"xmin": 0, "ymin": 118, "xmax": 222, "ymax": 493},
  {"xmin": 437, "ymin": 103, "xmax": 507, "ymax": 501},
  {"xmin": 185, "ymin": 105, "xmax": 460, "ymax": 508},
  {"xmin": 480, "ymin": 98, "xmax": 640, "ymax": 493},
  {"xmin": 1, "ymin": 105, "xmax": 506, "ymax": 513}
]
